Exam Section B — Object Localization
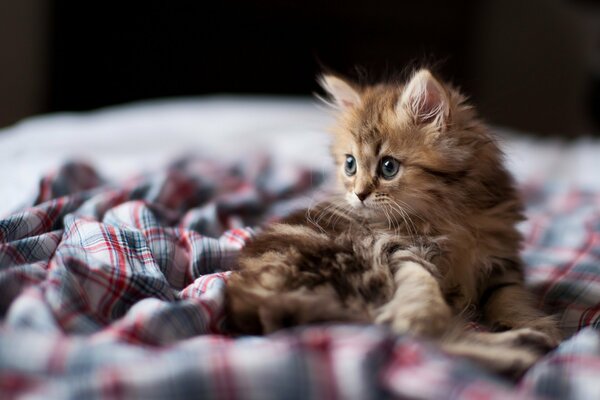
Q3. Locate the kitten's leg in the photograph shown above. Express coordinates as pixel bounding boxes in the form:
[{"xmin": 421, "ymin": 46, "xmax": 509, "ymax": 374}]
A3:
[
  {"xmin": 441, "ymin": 330, "xmax": 544, "ymax": 378},
  {"xmin": 482, "ymin": 282, "xmax": 562, "ymax": 346},
  {"xmin": 375, "ymin": 251, "xmax": 451, "ymax": 337},
  {"xmin": 439, "ymin": 321, "xmax": 556, "ymax": 378}
]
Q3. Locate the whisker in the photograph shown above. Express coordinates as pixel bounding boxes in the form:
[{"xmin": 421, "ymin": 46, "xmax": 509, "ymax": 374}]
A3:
[
  {"xmin": 317, "ymin": 199, "xmax": 352, "ymax": 230},
  {"xmin": 388, "ymin": 199, "xmax": 420, "ymax": 236},
  {"xmin": 395, "ymin": 199, "xmax": 426, "ymax": 223},
  {"xmin": 314, "ymin": 201, "xmax": 342, "ymax": 225},
  {"xmin": 385, "ymin": 200, "xmax": 418, "ymax": 243},
  {"xmin": 382, "ymin": 203, "xmax": 392, "ymax": 231},
  {"xmin": 384, "ymin": 203, "xmax": 401, "ymax": 237}
]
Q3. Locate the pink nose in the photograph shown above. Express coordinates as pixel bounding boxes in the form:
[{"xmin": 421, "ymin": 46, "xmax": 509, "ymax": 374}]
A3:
[{"xmin": 355, "ymin": 191, "xmax": 370, "ymax": 202}]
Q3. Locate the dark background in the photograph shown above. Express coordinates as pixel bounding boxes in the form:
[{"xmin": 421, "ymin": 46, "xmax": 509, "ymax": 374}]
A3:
[
  {"xmin": 1, "ymin": 0, "xmax": 599, "ymax": 135},
  {"xmin": 47, "ymin": 1, "xmax": 475, "ymax": 108}
]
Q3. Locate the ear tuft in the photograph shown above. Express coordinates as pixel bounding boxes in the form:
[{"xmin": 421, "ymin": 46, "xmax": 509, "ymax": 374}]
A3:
[
  {"xmin": 318, "ymin": 74, "xmax": 361, "ymax": 110},
  {"xmin": 399, "ymin": 69, "xmax": 449, "ymax": 130}
]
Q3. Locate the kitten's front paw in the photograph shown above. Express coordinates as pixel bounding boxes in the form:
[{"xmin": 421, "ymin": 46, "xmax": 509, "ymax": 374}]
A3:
[
  {"xmin": 528, "ymin": 321, "xmax": 563, "ymax": 348},
  {"xmin": 376, "ymin": 300, "xmax": 452, "ymax": 338},
  {"xmin": 492, "ymin": 328, "xmax": 559, "ymax": 353},
  {"xmin": 493, "ymin": 318, "xmax": 563, "ymax": 350}
]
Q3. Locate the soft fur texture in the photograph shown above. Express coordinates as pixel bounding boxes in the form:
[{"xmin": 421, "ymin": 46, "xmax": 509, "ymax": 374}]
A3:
[{"xmin": 226, "ymin": 69, "xmax": 562, "ymax": 376}]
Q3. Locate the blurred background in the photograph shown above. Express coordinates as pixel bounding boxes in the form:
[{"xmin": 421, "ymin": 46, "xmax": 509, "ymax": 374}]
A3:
[{"xmin": 1, "ymin": 0, "xmax": 599, "ymax": 135}]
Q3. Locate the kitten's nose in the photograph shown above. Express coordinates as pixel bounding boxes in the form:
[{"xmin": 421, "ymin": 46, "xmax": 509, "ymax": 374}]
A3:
[{"xmin": 355, "ymin": 191, "xmax": 371, "ymax": 202}]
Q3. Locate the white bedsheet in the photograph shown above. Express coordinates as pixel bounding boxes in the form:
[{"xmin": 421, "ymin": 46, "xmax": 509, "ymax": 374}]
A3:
[{"xmin": 1, "ymin": 96, "xmax": 598, "ymax": 216}]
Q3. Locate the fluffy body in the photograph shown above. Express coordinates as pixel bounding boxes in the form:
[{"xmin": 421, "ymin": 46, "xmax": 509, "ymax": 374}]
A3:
[{"xmin": 226, "ymin": 69, "xmax": 561, "ymax": 376}]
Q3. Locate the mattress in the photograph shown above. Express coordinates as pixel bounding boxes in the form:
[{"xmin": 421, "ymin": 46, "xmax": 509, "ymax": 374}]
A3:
[{"xmin": 2, "ymin": 96, "xmax": 599, "ymax": 215}]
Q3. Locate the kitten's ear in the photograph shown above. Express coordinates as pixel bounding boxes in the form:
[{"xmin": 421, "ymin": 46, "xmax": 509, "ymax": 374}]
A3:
[
  {"xmin": 398, "ymin": 69, "xmax": 449, "ymax": 130},
  {"xmin": 318, "ymin": 74, "xmax": 361, "ymax": 110}
]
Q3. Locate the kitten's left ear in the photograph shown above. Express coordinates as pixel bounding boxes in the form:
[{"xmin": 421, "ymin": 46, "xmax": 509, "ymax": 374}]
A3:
[
  {"xmin": 318, "ymin": 74, "xmax": 361, "ymax": 110},
  {"xmin": 398, "ymin": 69, "xmax": 450, "ymax": 131}
]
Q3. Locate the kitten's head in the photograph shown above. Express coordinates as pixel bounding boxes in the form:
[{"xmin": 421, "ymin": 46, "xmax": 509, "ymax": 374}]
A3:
[{"xmin": 319, "ymin": 69, "xmax": 518, "ymax": 229}]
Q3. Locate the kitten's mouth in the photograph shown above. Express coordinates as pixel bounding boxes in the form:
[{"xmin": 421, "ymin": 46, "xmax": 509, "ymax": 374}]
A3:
[
  {"xmin": 345, "ymin": 193, "xmax": 383, "ymax": 218},
  {"xmin": 347, "ymin": 200, "xmax": 378, "ymax": 217},
  {"xmin": 346, "ymin": 197, "xmax": 396, "ymax": 220}
]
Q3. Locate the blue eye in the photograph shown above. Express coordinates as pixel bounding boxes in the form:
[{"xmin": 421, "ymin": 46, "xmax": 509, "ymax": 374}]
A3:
[
  {"xmin": 344, "ymin": 155, "xmax": 357, "ymax": 176},
  {"xmin": 379, "ymin": 157, "xmax": 400, "ymax": 179}
]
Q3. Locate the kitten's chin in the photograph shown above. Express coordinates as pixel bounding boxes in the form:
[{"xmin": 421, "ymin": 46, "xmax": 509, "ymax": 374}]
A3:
[
  {"xmin": 344, "ymin": 193, "xmax": 382, "ymax": 218},
  {"xmin": 345, "ymin": 199, "xmax": 378, "ymax": 218}
]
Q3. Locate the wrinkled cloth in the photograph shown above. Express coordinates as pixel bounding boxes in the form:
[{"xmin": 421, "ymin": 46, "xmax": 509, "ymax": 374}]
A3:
[{"xmin": 0, "ymin": 159, "xmax": 599, "ymax": 400}]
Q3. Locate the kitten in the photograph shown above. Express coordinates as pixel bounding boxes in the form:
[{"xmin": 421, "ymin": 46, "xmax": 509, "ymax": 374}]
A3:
[{"xmin": 226, "ymin": 69, "xmax": 562, "ymax": 376}]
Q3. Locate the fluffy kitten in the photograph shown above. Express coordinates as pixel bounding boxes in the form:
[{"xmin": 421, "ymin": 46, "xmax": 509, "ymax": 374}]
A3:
[{"xmin": 226, "ymin": 69, "xmax": 561, "ymax": 375}]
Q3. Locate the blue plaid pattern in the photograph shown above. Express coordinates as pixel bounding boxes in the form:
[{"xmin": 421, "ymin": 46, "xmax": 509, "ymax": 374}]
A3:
[{"xmin": 1, "ymin": 159, "xmax": 599, "ymax": 399}]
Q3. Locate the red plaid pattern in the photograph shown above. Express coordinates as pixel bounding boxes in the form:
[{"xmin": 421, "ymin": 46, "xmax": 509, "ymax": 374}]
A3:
[{"xmin": 1, "ymin": 159, "xmax": 599, "ymax": 399}]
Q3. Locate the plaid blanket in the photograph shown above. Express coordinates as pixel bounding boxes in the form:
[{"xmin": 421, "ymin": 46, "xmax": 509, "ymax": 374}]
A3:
[{"xmin": 1, "ymin": 158, "xmax": 599, "ymax": 400}]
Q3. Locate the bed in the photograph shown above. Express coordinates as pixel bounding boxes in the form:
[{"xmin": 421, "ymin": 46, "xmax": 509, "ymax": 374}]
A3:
[{"xmin": 1, "ymin": 97, "xmax": 599, "ymax": 399}]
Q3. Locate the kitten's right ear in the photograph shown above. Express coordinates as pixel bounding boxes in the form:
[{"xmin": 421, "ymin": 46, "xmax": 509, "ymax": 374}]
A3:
[
  {"xmin": 318, "ymin": 75, "xmax": 361, "ymax": 110},
  {"xmin": 398, "ymin": 69, "xmax": 450, "ymax": 131}
]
